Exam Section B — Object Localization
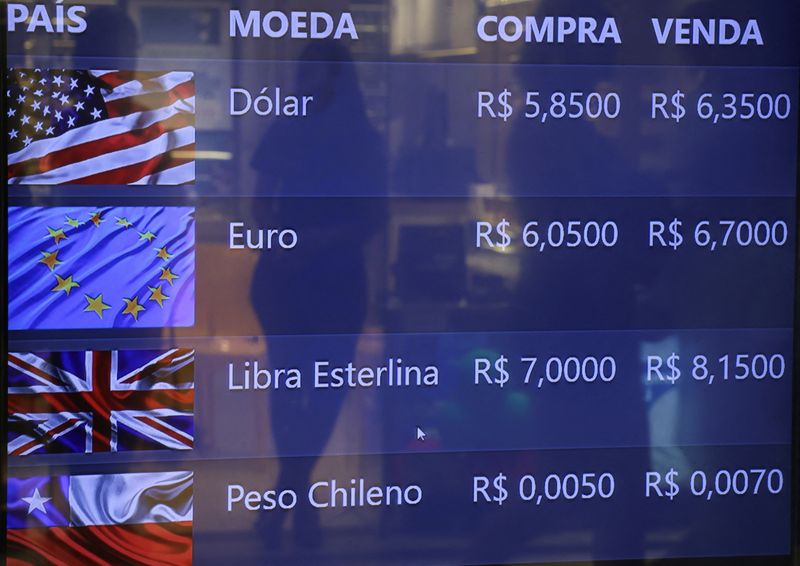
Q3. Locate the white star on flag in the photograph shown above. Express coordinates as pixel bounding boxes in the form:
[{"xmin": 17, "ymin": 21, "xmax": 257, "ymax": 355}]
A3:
[{"xmin": 22, "ymin": 488, "xmax": 51, "ymax": 515}]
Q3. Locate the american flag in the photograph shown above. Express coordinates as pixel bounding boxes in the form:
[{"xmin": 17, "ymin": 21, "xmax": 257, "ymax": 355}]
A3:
[
  {"xmin": 6, "ymin": 68, "xmax": 195, "ymax": 185},
  {"xmin": 8, "ymin": 349, "xmax": 194, "ymax": 455}
]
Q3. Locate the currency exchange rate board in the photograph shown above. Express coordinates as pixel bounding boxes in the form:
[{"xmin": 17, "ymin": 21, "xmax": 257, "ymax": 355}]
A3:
[{"xmin": 4, "ymin": 1, "xmax": 800, "ymax": 565}]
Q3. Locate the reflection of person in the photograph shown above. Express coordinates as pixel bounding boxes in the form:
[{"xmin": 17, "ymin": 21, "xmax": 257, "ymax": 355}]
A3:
[
  {"xmin": 467, "ymin": 2, "xmax": 648, "ymax": 563},
  {"xmin": 249, "ymin": 41, "xmax": 386, "ymax": 550}
]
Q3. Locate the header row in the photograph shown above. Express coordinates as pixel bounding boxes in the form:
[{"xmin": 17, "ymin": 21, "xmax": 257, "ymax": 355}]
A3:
[{"xmin": 6, "ymin": 1, "xmax": 799, "ymax": 66}]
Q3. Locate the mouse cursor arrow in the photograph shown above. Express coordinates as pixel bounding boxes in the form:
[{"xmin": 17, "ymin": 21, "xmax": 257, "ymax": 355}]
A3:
[{"xmin": 416, "ymin": 426, "xmax": 426, "ymax": 441}]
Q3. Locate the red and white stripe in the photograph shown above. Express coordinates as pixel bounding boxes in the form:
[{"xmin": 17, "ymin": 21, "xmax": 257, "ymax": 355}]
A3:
[
  {"xmin": 8, "ymin": 353, "xmax": 89, "ymax": 393},
  {"xmin": 8, "ymin": 412, "xmax": 92, "ymax": 456},
  {"xmin": 114, "ymin": 349, "xmax": 195, "ymax": 391},
  {"xmin": 110, "ymin": 409, "xmax": 194, "ymax": 451},
  {"xmin": 7, "ymin": 70, "xmax": 195, "ymax": 186}
]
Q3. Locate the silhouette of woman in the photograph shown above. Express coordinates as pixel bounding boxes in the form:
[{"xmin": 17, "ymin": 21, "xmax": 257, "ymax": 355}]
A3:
[{"xmin": 249, "ymin": 40, "xmax": 386, "ymax": 549}]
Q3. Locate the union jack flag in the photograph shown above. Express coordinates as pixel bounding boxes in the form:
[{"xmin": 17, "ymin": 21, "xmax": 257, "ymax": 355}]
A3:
[
  {"xmin": 8, "ymin": 349, "xmax": 194, "ymax": 456},
  {"xmin": 6, "ymin": 68, "xmax": 195, "ymax": 185}
]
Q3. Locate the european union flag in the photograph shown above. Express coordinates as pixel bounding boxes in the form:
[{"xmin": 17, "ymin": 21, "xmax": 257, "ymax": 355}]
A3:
[{"xmin": 8, "ymin": 206, "xmax": 195, "ymax": 329}]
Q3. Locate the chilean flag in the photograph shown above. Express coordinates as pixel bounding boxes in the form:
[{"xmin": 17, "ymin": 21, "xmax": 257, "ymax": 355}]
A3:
[{"xmin": 7, "ymin": 471, "xmax": 192, "ymax": 565}]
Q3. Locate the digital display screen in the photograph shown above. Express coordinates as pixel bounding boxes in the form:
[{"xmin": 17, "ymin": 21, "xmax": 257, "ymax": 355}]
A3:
[{"xmin": 4, "ymin": 1, "xmax": 799, "ymax": 565}]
